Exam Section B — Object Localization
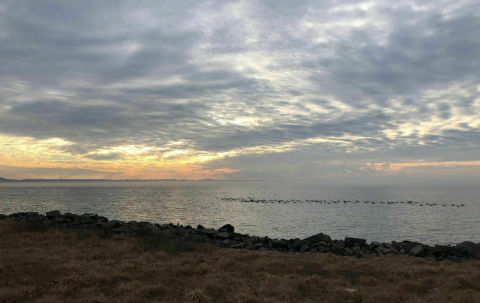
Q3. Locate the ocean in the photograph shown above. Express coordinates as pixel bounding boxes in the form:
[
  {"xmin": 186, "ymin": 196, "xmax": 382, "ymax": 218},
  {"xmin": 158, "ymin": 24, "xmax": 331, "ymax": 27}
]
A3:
[{"xmin": 1, "ymin": 180, "xmax": 478, "ymax": 245}]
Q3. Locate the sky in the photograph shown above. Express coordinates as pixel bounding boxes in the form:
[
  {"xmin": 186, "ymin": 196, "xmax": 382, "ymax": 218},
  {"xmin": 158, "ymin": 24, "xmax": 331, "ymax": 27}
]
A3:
[{"xmin": 0, "ymin": 0, "xmax": 479, "ymax": 185}]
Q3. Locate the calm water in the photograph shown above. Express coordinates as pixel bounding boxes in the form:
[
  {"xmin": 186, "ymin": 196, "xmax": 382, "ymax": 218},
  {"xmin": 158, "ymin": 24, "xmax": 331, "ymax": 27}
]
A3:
[{"xmin": 0, "ymin": 181, "xmax": 478, "ymax": 245}]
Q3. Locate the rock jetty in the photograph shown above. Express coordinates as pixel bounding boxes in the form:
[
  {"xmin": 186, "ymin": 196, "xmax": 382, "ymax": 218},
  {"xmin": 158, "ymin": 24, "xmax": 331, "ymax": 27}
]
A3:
[{"xmin": 1, "ymin": 211, "xmax": 479, "ymax": 263}]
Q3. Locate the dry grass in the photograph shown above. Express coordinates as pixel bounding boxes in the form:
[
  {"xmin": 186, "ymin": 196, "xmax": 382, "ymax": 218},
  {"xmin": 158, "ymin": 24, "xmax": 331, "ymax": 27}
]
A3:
[{"xmin": 1, "ymin": 220, "xmax": 480, "ymax": 303}]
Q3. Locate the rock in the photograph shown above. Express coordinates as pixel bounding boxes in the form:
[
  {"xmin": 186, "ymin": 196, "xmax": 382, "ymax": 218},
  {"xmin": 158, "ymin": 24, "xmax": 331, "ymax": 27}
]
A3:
[
  {"xmin": 304, "ymin": 233, "xmax": 332, "ymax": 244},
  {"xmin": 0, "ymin": 214, "xmax": 6, "ymax": 220},
  {"xmin": 196, "ymin": 224, "xmax": 205, "ymax": 230},
  {"xmin": 95, "ymin": 222, "xmax": 107, "ymax": 230},
  {"xmin": 81, "ymin": 217, "xmax": 96, "ymax": 224},
  {"xmin": 64, "ymin": 213, "xmax": 79, "ymax": 220},
  {"xmin": 114, "ymin": 226, "xmax": 130, "ymax": 234},
  {"xmin": 160, "ymin": 230, "xmax": 175, "ymax": 238},
  {"xmin": 404, "ymin": 242, "xmax": 423, "ymax": 254},
  {"xmin": 432, "ymin": 245, "xmax": 453, "ymax": 256},
  {"xmin": 200, "ymin": 228, "xmax": 218, "ymax": 239},
  {"xmin": 27, "ymin": 215, "xmax": 47, "ymax": 224},
  {"xmin": 97, "ymin": 216, "xmax": 108, "ymax": 223},
  {"xmin": 229, "ymin": 243, "xmax": 245, "ymax": 249},
  {"xmin": 107, "ymin": 220, "xmax": 123, "ymax": 229},
  {"xmin": 317, "ymin": 245, "xmax": 327, "ymax": 253},
  {"xmin": 333, "ymin": 240, "xmax": 345, "ymax": 247},
  {"xmin": 345, "ymin": 237, "xmax": 367, "ymax": 247},
  {"xmin": 352, "ymin": 246, "xmax": 361, "ymax": 253},
  {"xmin": 409, "ymin": 245, "xmax": 426, "ymax": 257},
  {"xmin": 379, "ymin": 246, "xmax": 398, "ymax": 254},
  {"xmin": 312, "ymin": 241, "xmax": 327, "ymax": 247},
  {"xmin": 46, "ymin": 210, "xmax": 61, "ymax": 218},
  {"xmin": 230, "ymin": 232, "xmax": 245, "ymax": 240},
  {"xmin": 219, "ymin": 224, "xmax": 234, "ymax": 233},
  {"xmin": 215, "ymin": 240, "xmax": 228, "ymax": 248},
  {"xmin": 270, "ymin": 239, "xmax": 288, "ymax": 249},
  {"xmin": 201, "ymin": 228, "xmax": 218, "ymax": 234},
  {"xmin": 293, "ymin": 238, "xmax": 305, "ymax": 249},
  {"xmin": 369, "ymin": 241, "xmax": 381, "ymax": 250},
  {"xmin": 215, "ymin": 232, "xmax": 230, "ymax": 240},
  {"xmin": 382, "ymin": 242, "xmax": 392, "ymax": 249},
  {"xmin": 254, "ymin": 243, "xmax": 265, "ymax": 248},
  {"xmin": 174, "ymin": 226, "xmax": 187, "ymax": 235},
  {"xmin": 331, "ymin": 244, "xmax": 349, "ymax": 256},
  {"xmin": 299, "ymin": 245, "xmax": 310, "ymax": 253},
  {"xmin": 355, "ymin": 251, "xmax": 364, "ymax": 258},
  {"xmin": 455, "ymin": 241, "xmax": 480, "ymax": 259},
  {"xmin": 82, "ymin": 213, "xmax": 98, "ymax": 220},
  {"xmin": 448, "ymin": 255, "xmax": 459, "ymax": 262},
  {"xmin": 53, "ymin": 216, "xmax": 66, "ymax": 223}
]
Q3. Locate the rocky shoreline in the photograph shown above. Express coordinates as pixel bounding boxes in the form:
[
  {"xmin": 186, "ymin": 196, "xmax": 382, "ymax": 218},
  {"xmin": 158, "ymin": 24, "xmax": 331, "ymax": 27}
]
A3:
[{"xmin": 2, "ymin": 211, "xmax": 479, "ymax": 263}]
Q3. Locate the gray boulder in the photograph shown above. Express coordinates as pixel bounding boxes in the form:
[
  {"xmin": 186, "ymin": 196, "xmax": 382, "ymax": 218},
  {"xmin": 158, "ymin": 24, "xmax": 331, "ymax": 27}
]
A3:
[
  {"xmin": 379, "ymin": 246, "xmax": 398, "ymax": 254},
  {"xmin": 331, "ymin": 244, "xmax": 349, "ymax": 256},
  {"xmin": 114, "ymin": 226, "xmax": 130, "ymax": 234},
  {"xmin": 270, "ymin": 239, "xmax": 288, "ymax": 249},
  {"xmin": 317, "ymin": 245, "xmax": 327, "ymax": 253},
  {"xmin": 215, "ymin": 232, "xmax": 230, "ymax": 240},
  {"xmin": 229, "ymin": 243, "xmax": 245, "ymax": 249},
  {"xmin": 107, "ymin": 220, "xmax": 123, "ymax": 229},
  {"xmin": 160, "ymin": 230, "xmax": 175, "ymax": 238},
  {"xmin": 304, "ymin": 233, "xmax": 332, "ymax": 244},
  {"xmin": 455, "ymin": 241, "xmax": 480, "ymax": 259},
  {"xmin": 369, "ymin": 241, "xmax": 381, "ymax": 250},
  {"xmin": 293, "ymin": 238, "xmax": 305, "ymax": 249},
  {"xmin": 345, "ymin": 237, "xmax": 367, "ymax": 247},
  {"xmin": 432, "ymin": 245, "xmax": 453, "ymax": 256},
  {"xmin": 46, "ymin": 210, "xmax": 61, "ymax": 218},
  {"xmin": 27, "ymin": 214, "xmax": 47, "ymax": 224},
  {"xmin": 64, "ymin": 213, "xmax": 79, "ymax": 220},
  {"xmin": 404, "ymin": 242, "xmax": 423, "ymax": 254},
  {"xmin": 219, "ymin": 224, "xmax": 235, "ymax": 233},
  {"xmin": 409, "ymin": 245, "xmax": 426, "ymax": 257},
  {"xmin": 174, "ymin": 226, "xmax": 187, "ymax": 235}
]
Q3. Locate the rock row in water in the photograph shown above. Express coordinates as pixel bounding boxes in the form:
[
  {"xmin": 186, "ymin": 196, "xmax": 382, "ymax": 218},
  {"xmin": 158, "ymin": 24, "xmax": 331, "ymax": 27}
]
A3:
[
  {"xmin": 1, "ymin": 211, "xmax": 478, "ymax": 263},
  {"xmin": 216, "ymin": 198, "xmax": 466, "ymax": 207}
]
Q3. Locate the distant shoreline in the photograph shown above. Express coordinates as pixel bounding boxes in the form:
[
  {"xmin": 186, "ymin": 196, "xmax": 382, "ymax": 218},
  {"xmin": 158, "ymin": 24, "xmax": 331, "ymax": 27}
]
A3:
[{"xmin": 0, "ymin": 178, "xmax": 262, "ymax": 182}]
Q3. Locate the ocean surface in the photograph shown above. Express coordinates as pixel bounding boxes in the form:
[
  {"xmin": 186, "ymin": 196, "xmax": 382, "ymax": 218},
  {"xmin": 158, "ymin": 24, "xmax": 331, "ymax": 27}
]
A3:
[{"xmin": 0, "ymin": 180, "xmax": 478, "ymax": 245}]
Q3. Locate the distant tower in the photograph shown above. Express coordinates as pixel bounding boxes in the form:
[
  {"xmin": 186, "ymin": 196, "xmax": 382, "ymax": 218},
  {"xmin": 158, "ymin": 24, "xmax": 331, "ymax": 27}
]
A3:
[{"xmin": 60, "ymin": 174, "xmax": 62, "ymax": 180}]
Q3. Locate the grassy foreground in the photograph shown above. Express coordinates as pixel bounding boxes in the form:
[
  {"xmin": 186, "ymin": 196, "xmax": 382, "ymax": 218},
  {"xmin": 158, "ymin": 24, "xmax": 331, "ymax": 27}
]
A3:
[{"xmin": 1, "ymin": 220, "xmax": 480, "ymax": 303}]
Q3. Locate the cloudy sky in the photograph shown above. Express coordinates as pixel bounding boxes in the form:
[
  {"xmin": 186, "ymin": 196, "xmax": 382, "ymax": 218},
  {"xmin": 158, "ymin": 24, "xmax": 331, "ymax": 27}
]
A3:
[{"xmin": 0, "ymin": 0, "xmax": 479, "ymax": 184}]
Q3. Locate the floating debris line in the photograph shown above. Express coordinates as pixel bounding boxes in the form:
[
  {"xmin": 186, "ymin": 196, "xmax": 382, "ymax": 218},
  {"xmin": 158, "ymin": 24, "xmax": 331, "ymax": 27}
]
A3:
[{"xmin": 216, "ymin": 198, "xmax": 466, "ymax": 207}]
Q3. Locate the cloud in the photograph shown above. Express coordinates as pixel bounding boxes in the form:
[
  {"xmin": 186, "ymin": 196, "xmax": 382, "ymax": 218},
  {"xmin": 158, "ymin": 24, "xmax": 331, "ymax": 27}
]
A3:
[
  {"xmin": 84, "ymin": 153, "xmax": 123, "ymax": 161},
  {"xmin": 0, "ymin": 0, "xmax": 479, "ymax": 183}
]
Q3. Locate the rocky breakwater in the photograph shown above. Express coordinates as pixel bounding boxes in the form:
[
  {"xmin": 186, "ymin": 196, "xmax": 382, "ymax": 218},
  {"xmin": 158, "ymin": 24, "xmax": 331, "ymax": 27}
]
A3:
[{"xmin": 1, "ymin": 211, "xmax": 480, "ymax": 263}]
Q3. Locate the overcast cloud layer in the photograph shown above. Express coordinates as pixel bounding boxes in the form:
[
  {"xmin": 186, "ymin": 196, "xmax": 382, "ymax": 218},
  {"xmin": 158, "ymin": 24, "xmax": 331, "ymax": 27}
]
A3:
[{"xmin": 0, "ymin": 0, "xmax": 479, "ymax": 184}]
